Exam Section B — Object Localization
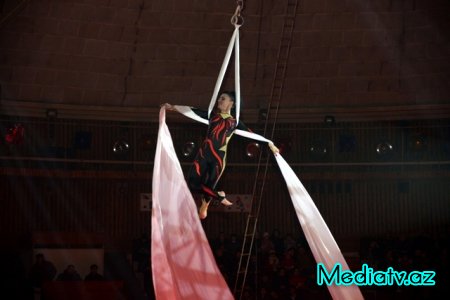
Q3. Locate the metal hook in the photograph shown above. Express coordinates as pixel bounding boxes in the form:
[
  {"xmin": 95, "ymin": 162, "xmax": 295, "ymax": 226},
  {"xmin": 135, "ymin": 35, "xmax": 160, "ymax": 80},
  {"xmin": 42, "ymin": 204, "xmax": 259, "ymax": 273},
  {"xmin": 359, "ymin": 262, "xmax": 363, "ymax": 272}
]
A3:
[{"xmin": 230, "ymin": 3, "xmax": 244, "ymax": 26}]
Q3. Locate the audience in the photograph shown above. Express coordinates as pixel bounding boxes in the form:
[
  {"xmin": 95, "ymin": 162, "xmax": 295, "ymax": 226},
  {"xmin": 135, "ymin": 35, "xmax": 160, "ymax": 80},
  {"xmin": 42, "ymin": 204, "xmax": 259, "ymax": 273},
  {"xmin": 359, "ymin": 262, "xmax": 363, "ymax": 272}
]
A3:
[
  {"xmin": 29, "ymin": 253, "xmax": 57, "ymax": 288},
  {"xmin": 209, "ymin": 230, "xmax": 449, "ymax": 299},
  {"xmin": 84, "ymin": 264, "xmax": 104, "ymax": 281},
  {"xmin": 19, "ymin": 230, "xmax": 450, "ymax": 300},
  {"xmin": 56, "ymin": 264, "xmax": 82, "ymax": 281}
]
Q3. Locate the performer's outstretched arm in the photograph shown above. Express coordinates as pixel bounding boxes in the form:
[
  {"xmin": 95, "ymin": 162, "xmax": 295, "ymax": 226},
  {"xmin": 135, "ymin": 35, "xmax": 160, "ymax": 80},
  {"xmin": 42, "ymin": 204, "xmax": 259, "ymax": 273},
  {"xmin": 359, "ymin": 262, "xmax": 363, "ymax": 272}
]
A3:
[
  {"xmin": 162, "ymin": 103, "xmax": 278, "ymax": 153},
  {"xmin": 234, "ymin": 128, "xmax": 280, "ymax": 154},
  {"xmin": 162, "ymin": 103, "xmax": 209, "ymax": 125},
  {"xmin": 235, "ymin": 121, "xmax": 279, "ymax": 154}
]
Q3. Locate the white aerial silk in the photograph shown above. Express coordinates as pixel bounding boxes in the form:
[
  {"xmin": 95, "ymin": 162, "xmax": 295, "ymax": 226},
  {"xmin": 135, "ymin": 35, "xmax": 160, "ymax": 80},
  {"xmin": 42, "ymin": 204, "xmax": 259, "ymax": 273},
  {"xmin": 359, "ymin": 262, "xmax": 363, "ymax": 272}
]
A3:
[
  {"xmin": 151, "ymin": 107, "xmax": 234, "ymax": 300},
  {"xmin": 208, "ymin": 26, "xmax": 241, "ymax": 125},
  {"xmin": 155, "ymin": 106, "xmax": 364, "ymax": 300},
  {"xmin": 274, "ymin": 155, "xmax": 364, "ymax": 300}
]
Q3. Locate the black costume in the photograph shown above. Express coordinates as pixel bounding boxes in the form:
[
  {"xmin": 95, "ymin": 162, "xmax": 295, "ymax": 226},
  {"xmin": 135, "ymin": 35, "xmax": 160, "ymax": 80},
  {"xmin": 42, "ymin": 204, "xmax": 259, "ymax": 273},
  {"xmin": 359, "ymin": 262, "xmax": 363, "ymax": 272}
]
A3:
[{"xmin": 187, "ymin": 108, "xmax": 251, "ymax": 200}]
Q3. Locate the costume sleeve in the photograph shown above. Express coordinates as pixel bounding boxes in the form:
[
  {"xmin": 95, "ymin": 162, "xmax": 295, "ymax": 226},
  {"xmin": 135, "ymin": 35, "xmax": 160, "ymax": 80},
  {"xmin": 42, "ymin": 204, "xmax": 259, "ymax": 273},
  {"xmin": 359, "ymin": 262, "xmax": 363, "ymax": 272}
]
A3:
[
  {"xmin": 172, "ymin": 105, "xmax": 209, "ymax": 125},
  {"xmin": 190, "ymin": 107, "xmax": 209, "ymax": 119},
  {"xmin": 236, "ymin": 120, "xmax": 253, "ymax": 133}
]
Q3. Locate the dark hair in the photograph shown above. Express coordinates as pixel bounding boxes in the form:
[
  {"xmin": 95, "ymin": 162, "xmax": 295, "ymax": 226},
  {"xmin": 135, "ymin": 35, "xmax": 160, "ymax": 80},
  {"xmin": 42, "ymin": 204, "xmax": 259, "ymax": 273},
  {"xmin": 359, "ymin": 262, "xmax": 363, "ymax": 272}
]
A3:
[
  {"xmin": 219, "ymin": 91, "xmax": 238, "ymax": 116},
  {"xmin": 221, "ymin": 91, "xmax": 236, "ymax": 102}
]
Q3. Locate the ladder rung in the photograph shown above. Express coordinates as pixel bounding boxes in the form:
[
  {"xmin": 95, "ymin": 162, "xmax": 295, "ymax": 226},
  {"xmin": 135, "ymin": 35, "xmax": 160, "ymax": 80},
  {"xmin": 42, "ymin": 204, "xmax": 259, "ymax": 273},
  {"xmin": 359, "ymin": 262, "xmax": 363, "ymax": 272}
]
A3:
[{"xmin": 235, "ymin": 5, "xmax": 299, "ymax": 296}]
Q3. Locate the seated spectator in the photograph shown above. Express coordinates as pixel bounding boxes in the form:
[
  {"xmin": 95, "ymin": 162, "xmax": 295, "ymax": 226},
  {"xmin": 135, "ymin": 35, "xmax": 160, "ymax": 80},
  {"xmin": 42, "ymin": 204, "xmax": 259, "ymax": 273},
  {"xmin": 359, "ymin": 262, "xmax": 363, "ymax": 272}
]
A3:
[
  {"xmin": 57, "ymin": 265, "xmax": 82, "ymax": 281},
  {"xmin": 227, "ymin": 234, "xmax": 241, "ymax": 255},
  {"xmin": 271, "ymin": 229, "xmax": 284, "ymax": 255},
  {"xmin": 29, "ymin": 253, "xmax": 57, "ymax": 288},
  {"xmin": 212, "ymin": 231, "xmax": 228, "ymax": 251},
  {"xmin": 260, "ymin": 232, "xmax": 275, "ymax": 255},
  {"xmin": 84, "ymin": 264, "xmax": 104, "ymax": 281},
  {"xmin": 288, "ymin": 268, "xmax": 306, "ymax": 289},
  {"xmin": 283, "ymin": 234, "xmax": 297, "ymax": 252},
  {"xmin": 280, "ymin": 247, "xmax": 296, "ymax": 271}
]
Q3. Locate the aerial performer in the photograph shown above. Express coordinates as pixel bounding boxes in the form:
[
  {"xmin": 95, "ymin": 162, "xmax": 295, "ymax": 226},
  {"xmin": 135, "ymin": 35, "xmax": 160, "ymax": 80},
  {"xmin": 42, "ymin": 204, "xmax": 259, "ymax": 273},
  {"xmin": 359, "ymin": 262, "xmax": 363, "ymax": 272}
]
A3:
[
  {"xmin": 163, "ymin": 92, "xmax": 279, "ymax": 219},
  {"xmin": 152, "ymin": 2, "xmax": 363, "ymax": 299}
]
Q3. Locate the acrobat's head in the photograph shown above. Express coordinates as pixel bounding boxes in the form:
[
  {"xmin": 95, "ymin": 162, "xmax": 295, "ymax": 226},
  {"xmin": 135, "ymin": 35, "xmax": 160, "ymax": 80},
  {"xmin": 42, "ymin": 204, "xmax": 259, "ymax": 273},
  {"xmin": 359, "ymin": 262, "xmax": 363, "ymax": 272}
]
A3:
[{"xmin": 217, "ymin": 91, "xmax": 236, "ymax": 114}]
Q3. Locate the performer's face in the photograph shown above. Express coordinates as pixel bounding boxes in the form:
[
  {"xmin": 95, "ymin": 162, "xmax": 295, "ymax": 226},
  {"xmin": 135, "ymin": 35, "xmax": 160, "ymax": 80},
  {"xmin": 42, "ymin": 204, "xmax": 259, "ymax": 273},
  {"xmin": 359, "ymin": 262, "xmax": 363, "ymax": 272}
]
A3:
[{"xmin": 217, "ymin": 93, "xmax": 234, "ymax": 113}]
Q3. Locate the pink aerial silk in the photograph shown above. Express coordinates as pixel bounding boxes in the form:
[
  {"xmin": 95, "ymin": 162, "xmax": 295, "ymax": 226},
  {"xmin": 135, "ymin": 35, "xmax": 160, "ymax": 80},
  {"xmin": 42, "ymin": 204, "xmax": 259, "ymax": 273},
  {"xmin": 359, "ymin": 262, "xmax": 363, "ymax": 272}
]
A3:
[
  {"xmin": 151, "ymin": 107, "xmax": 234, "ymax": 300},
  {"xmin": 275, "ymin": 155, "xmax": 364, "ymax": 300}
]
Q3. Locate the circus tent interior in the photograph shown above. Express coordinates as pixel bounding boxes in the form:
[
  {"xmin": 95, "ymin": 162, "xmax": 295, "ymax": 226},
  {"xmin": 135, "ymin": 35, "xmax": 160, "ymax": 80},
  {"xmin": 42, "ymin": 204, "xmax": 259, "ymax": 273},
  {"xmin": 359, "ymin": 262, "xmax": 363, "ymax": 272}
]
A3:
[{"xmin": 0, "ymin": 0, "xmax": 449, "ymax": 299}]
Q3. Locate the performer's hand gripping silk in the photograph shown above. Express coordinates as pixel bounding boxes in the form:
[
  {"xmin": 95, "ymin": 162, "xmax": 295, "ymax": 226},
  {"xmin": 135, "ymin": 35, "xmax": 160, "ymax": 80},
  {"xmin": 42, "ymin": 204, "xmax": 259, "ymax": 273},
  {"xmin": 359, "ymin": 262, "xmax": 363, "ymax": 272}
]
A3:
[{"xmin": 163, "ymin": 91, "xmax": 279, "ymax": 219}]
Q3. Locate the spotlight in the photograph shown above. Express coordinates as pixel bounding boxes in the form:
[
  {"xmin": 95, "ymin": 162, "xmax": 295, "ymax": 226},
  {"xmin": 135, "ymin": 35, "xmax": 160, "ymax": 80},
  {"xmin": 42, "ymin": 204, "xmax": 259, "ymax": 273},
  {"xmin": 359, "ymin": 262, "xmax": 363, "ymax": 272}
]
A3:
[
  {"xmin": 5, "ymin": 124, "xmax": 25, "ymax": 145},
  {"xmin": 46, "ymin": 109, "xmax": 58, "ymax": 119},
  {"xmin": 310, "ymin": 140, "xmax": 328, "ymax": 157},
  {"xmin": 277, "ymin": 138, "xmax": 292, "ymax": 155},
  {"xmin": 140, "ymin": 135, "xmax": 154, "ymax": 151},
  {"xmin": 113, "ymin": 139, "xmax": 130, "ymax": 154},
  {"xmin": 376, "ymin": 141, "xmax": 393, "ymax": 156},
  {"xmin": 409, "ymin": 134, "xmax": 426, "ymax": 152},
  {"xmin": 181, "ymin": 141, "xmax": 196, "ymax": 157},
  {"xmin": 324, "ymin": 115, "xmax": 335, "ymax": 126},
  {"xmin": 246, "ymin": 142, "xmax": 260, "ymax": 158}
]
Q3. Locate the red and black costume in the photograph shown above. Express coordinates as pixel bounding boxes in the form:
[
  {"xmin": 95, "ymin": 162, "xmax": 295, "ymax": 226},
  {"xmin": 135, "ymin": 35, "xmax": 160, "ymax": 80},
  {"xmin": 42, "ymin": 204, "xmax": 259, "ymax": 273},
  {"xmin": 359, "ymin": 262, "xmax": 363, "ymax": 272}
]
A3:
[{"xmin": 187, "ymin": 108, "xmax": 251, "ymax": 200}]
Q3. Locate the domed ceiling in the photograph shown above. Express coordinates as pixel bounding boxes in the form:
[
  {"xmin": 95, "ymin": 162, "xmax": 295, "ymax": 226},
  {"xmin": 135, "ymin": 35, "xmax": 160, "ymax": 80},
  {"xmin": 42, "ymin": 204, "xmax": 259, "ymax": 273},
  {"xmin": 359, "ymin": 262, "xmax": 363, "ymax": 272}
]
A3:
[{"xmin": 0, "ymin": 0, "xmax": 449, "ymax": 122}]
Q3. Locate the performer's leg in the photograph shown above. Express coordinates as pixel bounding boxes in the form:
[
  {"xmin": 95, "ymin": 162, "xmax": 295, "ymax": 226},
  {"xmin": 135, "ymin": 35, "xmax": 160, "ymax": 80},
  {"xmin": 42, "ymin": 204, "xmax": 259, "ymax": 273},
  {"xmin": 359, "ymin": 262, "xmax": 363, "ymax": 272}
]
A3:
[
  {"xmin": 204, "ymin": 154, "xmax": 233, "ymax": 206},
  {"xmin": 187, "ymin": 158, "xmax": 210, "ymax": 195},
  {"xmin": 188, "ymin": 151, "xmax": 232, "ymax": 220},
  {"xmin": 198, "ymin": 198, "xmax": 210, "ymax": 220},
  {"xmin": 187, "ymin": 157, "xmax": 215, "ymax": 218}
]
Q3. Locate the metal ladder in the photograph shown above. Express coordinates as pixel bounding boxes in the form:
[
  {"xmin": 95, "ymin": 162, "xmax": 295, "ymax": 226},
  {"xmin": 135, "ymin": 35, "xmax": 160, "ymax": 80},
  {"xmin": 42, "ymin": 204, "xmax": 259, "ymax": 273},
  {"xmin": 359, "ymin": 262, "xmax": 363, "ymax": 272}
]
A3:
[{"xmin": 233, "ymin": 0, "xmax": 299, "ymax": 298}]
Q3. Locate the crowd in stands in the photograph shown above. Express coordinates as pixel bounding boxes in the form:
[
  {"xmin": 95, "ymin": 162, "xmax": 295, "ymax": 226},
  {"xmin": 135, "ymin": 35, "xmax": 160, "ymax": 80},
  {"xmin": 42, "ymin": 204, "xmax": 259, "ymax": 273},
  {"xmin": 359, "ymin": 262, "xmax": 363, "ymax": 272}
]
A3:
[
  {"xmin": 3, "ymin": 229, "xmax": 447, "ymax": 300},
  {"xmin": 208, "ymin": 230, "xmax": 449, "ymax": 299},
  {"xmin": 210, "ymin": 230, "xmax": 329, "ymax": 299},
  {"xmin": 132, "ymin": 229, "xmax": 449, "ymax": 300},
  {"xmin": 359, "ymin": 232, "xmax": 449, "ymax": 299},
  {"xmin": 30, "ymin": 253, "xmax": 105, "ymax": 288}
]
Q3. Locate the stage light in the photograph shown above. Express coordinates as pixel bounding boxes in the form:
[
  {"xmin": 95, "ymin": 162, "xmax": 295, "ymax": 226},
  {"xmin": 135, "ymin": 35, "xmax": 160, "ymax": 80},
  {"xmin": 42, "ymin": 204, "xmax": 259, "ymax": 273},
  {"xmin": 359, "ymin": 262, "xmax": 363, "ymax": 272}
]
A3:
[
  {"xmin": 324, "ymin": 115, "xmax": 335, "ymax": 126},
  {"xmin": 46, "ymin": 109, "xmax": 58, "ymax": 119},
  {"xmin": 246, "ymin": 142, "xmax": 260, "ymax": 158},
  {"xmin": 5, "ymin": 124, "xmax": 25, "ymax": 145},
  {"xmin": 409, "ymin": 134, "xmax": 426, "ymax": 152},
  {"xmin": 376, "ymin": 141, "xmax": 393, "ymax": 156},
  {"xmin": 310, "ymin": 140, "xmax": 328, "ymax": 157},
  {"xmin": 181, "ymin": 141, "xmax": 196, "ymax": 157},
  {"xmin": 113, "ymin": 139, "xmax": 130, "ymax": 154},
  {"xmin": 140, "ymin": 135, "xmax": 154, "ymax": 151},
  {"xmin": 276, "ymin": 137, "xmax": 292, "ymax": 155}
]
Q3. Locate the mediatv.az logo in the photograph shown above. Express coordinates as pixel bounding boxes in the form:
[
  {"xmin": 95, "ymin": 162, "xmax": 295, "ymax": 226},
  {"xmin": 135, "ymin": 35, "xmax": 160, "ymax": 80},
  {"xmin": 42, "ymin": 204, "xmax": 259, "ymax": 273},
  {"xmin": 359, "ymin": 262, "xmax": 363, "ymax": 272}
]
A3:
[{"xmin": 317, "ymin": 263, "xmax": 436, "ymax": 286}]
